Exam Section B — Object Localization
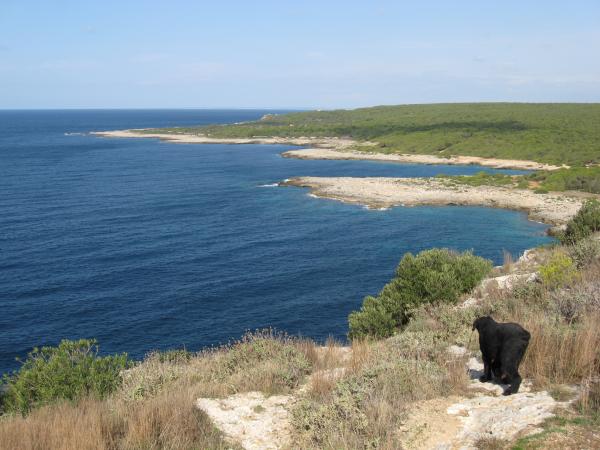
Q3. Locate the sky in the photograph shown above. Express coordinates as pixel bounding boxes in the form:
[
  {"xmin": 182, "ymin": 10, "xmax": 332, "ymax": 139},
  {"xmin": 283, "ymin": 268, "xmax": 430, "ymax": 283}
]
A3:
[{"xmin": 1, "ymin": 0, "xmax": 599, "ymax": 109}]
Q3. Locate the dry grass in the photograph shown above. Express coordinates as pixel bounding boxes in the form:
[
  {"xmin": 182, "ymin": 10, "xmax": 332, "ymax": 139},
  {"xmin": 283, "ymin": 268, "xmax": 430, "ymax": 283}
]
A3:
[
  {"xmin": 290, "ymin": 326, "xmax": 472, "ymax": 449},
  {"xmin": 578, "ymin": 377, "xmax": 600, "ymax": 417},
  {"xmin": 444, "ymin": 354, "xmax": 470, "ymax": 395},
  {"xmin": 0, "ymin": 390, "xmax": 233, "ymax": 450},
  {"xmin": 306, "ymin": 368, "xmax": 346, "ymax": 400},
  {"xmin": 519, "ymin": 313, "xmax": 600, "ymax": 386},
  {"xmin": 474, "ymin": 436, "xmax": 508, "ymax": 450},
  {"xmin": 348, "ymin": 338, "xmax": 372, "ymax": 374},
  {"xmin": 502, "ymin": 249, "xmax": 514, "ymax": 274},
  {"xmin": 0, "ymin": 399, "xmax": 115, "ymax": 450}
]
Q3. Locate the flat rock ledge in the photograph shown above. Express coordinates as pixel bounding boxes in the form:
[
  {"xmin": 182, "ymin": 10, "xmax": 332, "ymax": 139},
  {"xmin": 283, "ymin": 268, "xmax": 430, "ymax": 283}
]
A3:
[
  {"xmin": 400, "ymin": 351, "xmax": 575, "ymax": 450},
  {"xmin": 282, "ymin": 176, "xmax": 584, "ymax": 226},
  {"xmin": 447, "ymin": 355, "xmax": 575, "ymax": 449},
  {"xmin": 92, "ymin": 130, "xmax": 358, "ymax": 150},
  {"xmin": 445, "ymin": 392, "xmax": 557, "ymax": 449},
  {"xmin": 195, "ymin": 366, "xmax": 348, "ymax": 450},
  {"xmin": 196, "ymin": 392, "xmax": 293, "ymax": 450}
]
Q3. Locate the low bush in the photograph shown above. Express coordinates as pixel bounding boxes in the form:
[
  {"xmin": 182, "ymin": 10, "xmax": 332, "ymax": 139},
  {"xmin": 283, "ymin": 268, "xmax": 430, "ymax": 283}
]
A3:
[
  {"xmin": 118, "ymin": 331, "xmax": 314, "ymax": 402},
  {"xmin": 569, "ymin": 237, "xmax": 600, "ymax": 268},
  {"xmin": 218, "ymin": 331, "xmax": 312, "ymax": 394},
  {"xmin": 348, "ymin": 249, "xmax": 491, "ymax": 339},
  {"xmin": 560, "ymin": 199, "xmax": 600, "ymax": 245},
  {"xmin": 549, "ymin": 278, "xmax": 600, "ymax": 323},
  {"xmin": 290, "ymin": 340, "xmax": 452, "ymax": 449},
  {"xmin": 1, "ymin": 339, "xmax": 128, "ymax": 416}
]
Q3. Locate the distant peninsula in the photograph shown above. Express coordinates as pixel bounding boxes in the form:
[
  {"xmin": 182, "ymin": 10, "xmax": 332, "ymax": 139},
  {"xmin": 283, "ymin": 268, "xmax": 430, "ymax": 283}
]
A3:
[{"xmin": 94, "ymin": 103, "xmax": 600, "ymax": 229}]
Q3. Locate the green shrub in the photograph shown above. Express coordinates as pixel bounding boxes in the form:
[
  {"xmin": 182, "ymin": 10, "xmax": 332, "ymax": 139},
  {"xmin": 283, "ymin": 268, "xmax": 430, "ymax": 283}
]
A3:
[
  {"xmin": 539, "ymin": 251, "xmax": 579, "ymax": 289},
  {"xmin": 348, "ymin": 249, "xmax": 492, "ymax": 339},
  {"xmin": 561, "ymin": 199, "xmax": 600, "ymax": 245},
  {"xmin": 1, "ymin": 339, "xmax": 128, "ymax": 415},
  {"xmin": 347, "ymin": 295, "xmax": 397, "ymax": 339}
]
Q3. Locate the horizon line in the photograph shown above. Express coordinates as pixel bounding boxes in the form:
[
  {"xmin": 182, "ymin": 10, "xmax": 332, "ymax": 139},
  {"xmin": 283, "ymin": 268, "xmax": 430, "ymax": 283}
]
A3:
[{"xmin": 2, "ymin": 101, "xmax": 600, "ymax": 111}]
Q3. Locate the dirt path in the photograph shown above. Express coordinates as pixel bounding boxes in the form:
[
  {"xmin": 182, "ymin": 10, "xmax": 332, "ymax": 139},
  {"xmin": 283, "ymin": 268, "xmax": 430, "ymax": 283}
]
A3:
[
  {"xmin": 196, "ymin": 392, "xmax": 293, "ymax": 450},
  {"xmin": 196, "ymin": 347, "xmax": 572, "ymax": 450},
  {"xmin": 399, "ymin": 353, "xmax": 575, "ymax": 450}
]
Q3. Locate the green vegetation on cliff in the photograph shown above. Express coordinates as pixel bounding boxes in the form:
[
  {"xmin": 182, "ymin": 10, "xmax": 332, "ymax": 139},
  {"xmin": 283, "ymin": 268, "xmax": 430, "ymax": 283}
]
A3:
[
  {"xmin": 1, "ymin": 339, "xmax": 128, "ymax": 415},
  {"xmin": 560, "ymin": 199, "xmax": 600, "ymax": 245},
  {"xmin": 152, "ymin": 103, "xmax": 600, "ymax": 166},
  {"xmin": 348, "ymin": 249, "xmax": 491, "ymax": 339}
]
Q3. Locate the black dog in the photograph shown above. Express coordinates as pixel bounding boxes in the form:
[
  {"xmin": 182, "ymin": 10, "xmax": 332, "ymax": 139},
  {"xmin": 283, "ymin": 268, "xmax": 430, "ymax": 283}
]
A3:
[{"xmin": 472, "ymin": 316, "xmax": 530, "ymax": 395}]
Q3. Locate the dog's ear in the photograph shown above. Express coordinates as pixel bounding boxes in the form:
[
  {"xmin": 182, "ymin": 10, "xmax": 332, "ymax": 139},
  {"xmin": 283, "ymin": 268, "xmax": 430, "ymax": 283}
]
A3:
[{"xmin": 472, "ymin": 318, "xmax": 479, "ymax": 331}]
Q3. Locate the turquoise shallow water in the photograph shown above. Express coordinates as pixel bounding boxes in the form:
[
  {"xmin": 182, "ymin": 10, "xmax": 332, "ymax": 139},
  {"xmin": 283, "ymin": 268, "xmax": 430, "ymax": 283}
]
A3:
[{"xmin": 0, "ymin": 110, "xmax": 552, "ymax": 374}]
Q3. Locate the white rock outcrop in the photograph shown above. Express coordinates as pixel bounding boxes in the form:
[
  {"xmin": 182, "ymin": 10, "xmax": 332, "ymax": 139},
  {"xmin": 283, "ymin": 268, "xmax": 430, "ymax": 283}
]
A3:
[{"xmin": 196, "ymin": 392, "xmax": 293, "ymax": 450}]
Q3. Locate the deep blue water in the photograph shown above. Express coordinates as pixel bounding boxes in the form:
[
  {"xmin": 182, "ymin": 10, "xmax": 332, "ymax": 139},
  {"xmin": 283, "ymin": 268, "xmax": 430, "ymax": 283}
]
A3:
[{"xmin": 0, "ymin": 110, "xmax": 552, "ymax": 374}]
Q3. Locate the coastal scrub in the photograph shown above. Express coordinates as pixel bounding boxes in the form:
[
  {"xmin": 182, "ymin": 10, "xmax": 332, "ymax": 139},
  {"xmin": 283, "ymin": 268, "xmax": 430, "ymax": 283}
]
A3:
[
  {"xmin": 560, "ymin": 199, "xmax": 600, "ymax": 244},
  {"xmin": 348, "ymin": 249, "xmax": 492, "ymax": 339},
  {"xmin": 1, "ymin": 339, "xmax": 128, "ymax": 416}
]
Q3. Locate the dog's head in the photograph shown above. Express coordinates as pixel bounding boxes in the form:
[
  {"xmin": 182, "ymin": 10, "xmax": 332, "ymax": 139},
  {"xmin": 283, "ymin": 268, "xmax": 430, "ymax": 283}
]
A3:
[{"xmin": 472, "ymin": 315, "xmax": 495, "ymax": 332}]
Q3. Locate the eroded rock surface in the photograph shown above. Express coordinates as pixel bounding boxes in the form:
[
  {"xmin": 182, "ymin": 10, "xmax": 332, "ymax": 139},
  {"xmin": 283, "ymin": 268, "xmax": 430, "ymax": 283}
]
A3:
[{"xmin": 196, "ymin": 392, "xmax": 293, "ymax": 450}]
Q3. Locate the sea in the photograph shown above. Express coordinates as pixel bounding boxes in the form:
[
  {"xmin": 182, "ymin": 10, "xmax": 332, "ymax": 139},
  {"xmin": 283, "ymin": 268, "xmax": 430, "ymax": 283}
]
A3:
[{"xmin": 0, "ymin": 109, "xmax": 553, "ymax": 374}]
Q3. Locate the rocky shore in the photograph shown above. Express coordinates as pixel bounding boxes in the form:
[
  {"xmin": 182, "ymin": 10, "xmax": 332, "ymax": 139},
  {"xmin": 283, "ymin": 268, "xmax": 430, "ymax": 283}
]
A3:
[
  {"xmin": 91, "ymin": 130, "xmax": 357, "ymax": 150},
  {"xmin": 282, "ymin": 176, "xmax": 584, "ymax": 227},
  {"xmin": 93, "ymin": 129, "xmax": 561, "ymax": 171},
  {"xmin": 95, "ymin": 129, "xmax": 582, "ymax": 228}
]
